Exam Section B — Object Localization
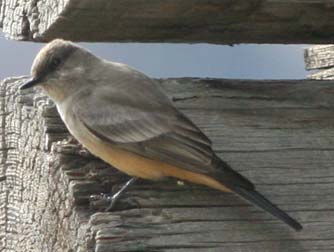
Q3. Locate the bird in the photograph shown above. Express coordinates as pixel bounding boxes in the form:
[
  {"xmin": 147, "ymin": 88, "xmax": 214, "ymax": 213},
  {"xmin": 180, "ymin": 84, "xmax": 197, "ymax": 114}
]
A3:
[{"xmin": 20, "ymin": 39, "xmax": 302, "ymax": 231}]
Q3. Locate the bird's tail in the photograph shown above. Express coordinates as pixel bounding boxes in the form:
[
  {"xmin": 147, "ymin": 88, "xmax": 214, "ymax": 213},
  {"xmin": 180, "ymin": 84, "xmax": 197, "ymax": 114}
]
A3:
[
  {"xmin": 231, "ymin": 185, "xmax": 302, "ymax": 231},
  {"xmin": 213, "ymin": 157, "xmax": 302, "ymax": 231}
]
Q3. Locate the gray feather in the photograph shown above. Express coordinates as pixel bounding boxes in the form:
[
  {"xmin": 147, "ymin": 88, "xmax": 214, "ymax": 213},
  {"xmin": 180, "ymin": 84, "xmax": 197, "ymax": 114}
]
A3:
[{"xmin": 70, "ymin": 65, "xmax": 251, "ymax": 188}]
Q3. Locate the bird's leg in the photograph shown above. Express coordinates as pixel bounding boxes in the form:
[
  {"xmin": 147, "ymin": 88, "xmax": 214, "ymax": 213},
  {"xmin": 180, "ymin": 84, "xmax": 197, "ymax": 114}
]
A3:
[
  {"xmin": 105, "ymin": 177, "xmax": 138, "ymax": 211},
  {"xmin": 90, "ymin": 177, "xmax": 138, "ymax": 211}
]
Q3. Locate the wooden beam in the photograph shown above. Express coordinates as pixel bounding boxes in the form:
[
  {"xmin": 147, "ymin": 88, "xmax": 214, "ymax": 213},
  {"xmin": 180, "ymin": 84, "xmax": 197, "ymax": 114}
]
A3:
[
  {"xmin": 1, "ymin": 77, "xmax": 334, "ymax": 251},
  {"xmin": 305, "ymin": 45, "xmax": 334, "ymax": 80},
  {"xmin": 1, "ymin": 1, "xmax": 334, "ymax": 44}
]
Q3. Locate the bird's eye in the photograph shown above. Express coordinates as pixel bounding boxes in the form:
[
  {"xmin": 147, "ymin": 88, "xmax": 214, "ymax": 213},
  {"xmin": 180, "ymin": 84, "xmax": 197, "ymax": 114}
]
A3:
[{"xmin": 51, "ymin": 58, "xmax": 61, "ymax": 68}]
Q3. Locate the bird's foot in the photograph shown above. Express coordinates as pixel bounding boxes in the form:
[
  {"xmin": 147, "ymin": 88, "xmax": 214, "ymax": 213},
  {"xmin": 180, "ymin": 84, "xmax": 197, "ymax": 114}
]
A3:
[
  {"xmin": 89, "ymin": 177, "xmax": 138, "ymax": 211},
  {"xmin": 89, "ymin": 193, "xmax": 139, "ymax": 211},
  {"xmin": 64, "ymin": 135, "xmax": 78, "ymax": 145}
]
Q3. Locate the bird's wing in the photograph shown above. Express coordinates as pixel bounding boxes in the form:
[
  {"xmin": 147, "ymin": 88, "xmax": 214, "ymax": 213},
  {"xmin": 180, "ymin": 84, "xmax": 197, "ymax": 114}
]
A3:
[
  {"xmin": 72, "ymin": 81, "xmax": 216, "ymax": 174},
  {"xmin": 71, "ymin": 70, "xmax": 253, "ymax": 188}
]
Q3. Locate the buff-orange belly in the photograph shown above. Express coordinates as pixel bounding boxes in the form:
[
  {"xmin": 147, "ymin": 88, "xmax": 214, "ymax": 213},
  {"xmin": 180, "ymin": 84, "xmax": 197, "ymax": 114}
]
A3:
[{"xmin": 78, "ymin": 133, "xmax": 230, "ymax": 192}]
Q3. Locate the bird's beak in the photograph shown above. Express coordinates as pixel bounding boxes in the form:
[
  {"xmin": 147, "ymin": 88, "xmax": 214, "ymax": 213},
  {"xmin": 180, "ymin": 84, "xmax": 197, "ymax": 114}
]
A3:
[{"xmin": 20, "ymin": 77, "xmax": 41, "ymax": 90}]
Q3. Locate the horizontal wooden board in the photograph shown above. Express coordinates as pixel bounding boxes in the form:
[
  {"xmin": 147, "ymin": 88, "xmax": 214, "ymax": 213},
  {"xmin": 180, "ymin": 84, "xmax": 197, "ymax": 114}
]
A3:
[{"xmin": 1, "ymin": 77, "xmax": 334, "ymax": 251}]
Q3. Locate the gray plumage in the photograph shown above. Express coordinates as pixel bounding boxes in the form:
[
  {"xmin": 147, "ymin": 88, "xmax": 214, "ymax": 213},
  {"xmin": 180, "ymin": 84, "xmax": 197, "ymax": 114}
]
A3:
[{"xmin": 20, "ymin": 39, "xmax": 302, "ymax": 231}]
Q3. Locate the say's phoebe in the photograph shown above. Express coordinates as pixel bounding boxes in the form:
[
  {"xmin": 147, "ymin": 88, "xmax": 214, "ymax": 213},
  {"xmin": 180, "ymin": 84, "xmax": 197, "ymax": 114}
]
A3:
[{"xmin": 20, "ymin": 39, "xmax": 302, "ymax": 231}]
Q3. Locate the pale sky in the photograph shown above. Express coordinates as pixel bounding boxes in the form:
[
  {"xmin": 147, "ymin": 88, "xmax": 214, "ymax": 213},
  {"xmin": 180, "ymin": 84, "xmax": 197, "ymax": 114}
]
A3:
[{"xmin": 0, "ymin": 33, "xmax": 309, "ymax": 80}]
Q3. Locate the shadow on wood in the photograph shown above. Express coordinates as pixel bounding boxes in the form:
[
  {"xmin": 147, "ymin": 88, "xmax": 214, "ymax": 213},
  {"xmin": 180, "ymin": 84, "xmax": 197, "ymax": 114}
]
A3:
[{"xmin": 0, "ymin": 77, "xmax": 333, "ymax": 251}]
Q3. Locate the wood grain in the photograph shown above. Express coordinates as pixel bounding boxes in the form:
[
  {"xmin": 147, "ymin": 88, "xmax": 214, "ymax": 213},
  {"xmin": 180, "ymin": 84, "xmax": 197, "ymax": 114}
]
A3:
[
  {"xmin": 305, "ymin": 45, "xmax": 334, "ymax": 80},
  {"xmin": 1, "ymin": 1, "xmax": 334, "ymax": 44},
  {"xmin": 1, "ymin": 77, "xmax": 333, "ymax": 251}
]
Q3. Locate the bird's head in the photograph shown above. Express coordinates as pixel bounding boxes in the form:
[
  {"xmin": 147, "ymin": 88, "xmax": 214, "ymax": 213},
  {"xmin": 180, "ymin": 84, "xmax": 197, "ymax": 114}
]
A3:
[
  {"xmin": 20, "ymin": 39, "xmax": 96, "ymax": 102},
  {"xmin": 21, "ymin": 39, "xmax": 80, "ymax": 89}
]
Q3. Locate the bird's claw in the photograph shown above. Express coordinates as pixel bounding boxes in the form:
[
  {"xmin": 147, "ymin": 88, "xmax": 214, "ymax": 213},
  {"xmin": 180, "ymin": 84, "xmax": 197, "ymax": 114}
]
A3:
[
  {"xmin": 89, "ymin": 192, "xmax": 139, "ymax": 211},
  {"xmin": 89, "ymin": 193, "xmax": 112, "ymax": 201},
  {"xmin": 89, "ymin": 177, "xmax": 138, "ymax": 211},
  {"xmin": 89, "ymin": 193, "xmax": 113, "ymax": 210}
]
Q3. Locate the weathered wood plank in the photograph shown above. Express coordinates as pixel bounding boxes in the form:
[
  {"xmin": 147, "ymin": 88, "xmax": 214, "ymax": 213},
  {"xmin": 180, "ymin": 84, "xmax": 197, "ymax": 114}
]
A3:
[
  {"xmin": 1, "ymin": 1, "xmax": 334, "ymax": 44},
  {"xmin": 306, "ymin": 68, "xmax": 334, "ymax": 80},
  {"xmin": 305, "ymin": 45, "xmax": 334, "ymax": 80},
  {"xmin": 305, "ymin": 45, "xmax": 334, "ymax": 70},
  {"xmin": 1, "ymin": 77, "xmax": 334, "ymax": 251}
]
